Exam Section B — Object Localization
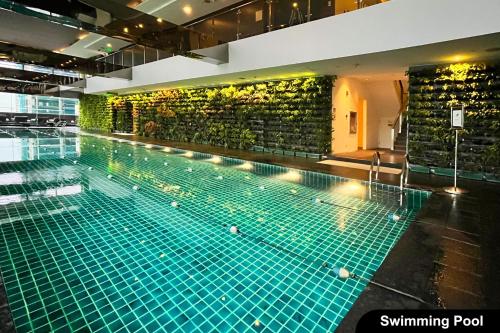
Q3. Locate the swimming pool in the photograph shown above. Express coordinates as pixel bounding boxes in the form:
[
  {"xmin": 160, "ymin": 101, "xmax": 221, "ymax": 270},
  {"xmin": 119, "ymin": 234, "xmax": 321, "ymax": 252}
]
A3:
[{"xmin": 0, "ymin": 128, "xmax": 430, "ymax": 332}]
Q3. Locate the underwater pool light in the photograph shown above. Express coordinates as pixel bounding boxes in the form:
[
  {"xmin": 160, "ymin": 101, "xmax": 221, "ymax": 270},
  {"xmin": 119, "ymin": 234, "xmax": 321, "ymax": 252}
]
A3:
[
  {"xmin": 133, "ymin": 185, "xmax": 140, "ymax": 191},
  {"xmin": 171, "ymin": 201, "xmax": 179, "ymax": 208},
  {"xmin": 164, "ymin": 162, "xmax": 168, "ymax": 166},
  {"xmin": 236, "ymin": 162, "xmax": 253, "ymax": 171},
  {"xmin": 230, "ymin": 226, "xmax": 239, "ymax": 234},
  {"xmin": 73, "ymin": 161, "xmax": 77, "ymax": 164},
  {"xmin": 186, "ymin": 167, "xmax": 193, "ymax": 173},
  {"xmin": 259, "ymin": 185, "xmax": 265, "ymax": 191},
  {"xmin": 207, "ymin": 156, "xmax": 222, "ymax": 164},
  {"xmin": 275, "ymin": 170, "xmax": 302, "ymax": 183},
  {"xmin": 128, "ymin": 153, "xmax": 132, "ymax": 157},
  {"xmin": 216, "ymin": 175, "xmax": 223, "ymax": 180},
  {"xmin": 107, "ymin": 175, "xmax": 113, "ymax": 179},
  {"xmin": 88, "ymin": 167, "xmax": 93, "ymax": 171},
  {"xmin": 144, "ymin": 157, "xmax": 148, "ymax": 161}
]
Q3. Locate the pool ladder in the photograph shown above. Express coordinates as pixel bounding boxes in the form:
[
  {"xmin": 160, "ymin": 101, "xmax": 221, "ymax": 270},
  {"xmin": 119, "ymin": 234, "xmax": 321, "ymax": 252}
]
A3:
[
  {"xmin": 369, "ymin": 152, "xmax": 410, "ymax": 192},
  {"xmin": 368, "ymin": 151, "xmax": 381, "ymax": 185},
  {"xmin": 400, "ymin": 154, "xmax": 410, "ymax": 191}
]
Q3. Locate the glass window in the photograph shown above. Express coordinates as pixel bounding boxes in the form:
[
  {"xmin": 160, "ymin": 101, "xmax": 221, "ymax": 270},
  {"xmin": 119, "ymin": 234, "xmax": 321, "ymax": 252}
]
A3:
[{"xmin": 0, "ymin": 92, "xmax": 79, "ymax": 116}]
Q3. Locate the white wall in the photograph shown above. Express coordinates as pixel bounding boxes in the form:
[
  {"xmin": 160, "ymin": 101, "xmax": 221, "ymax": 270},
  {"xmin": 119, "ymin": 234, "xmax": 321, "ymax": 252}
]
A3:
[
  {"xmin": 332, "ymin": 78, "xmax": 401, "ymax": 153},
  {"xmin": 364, "ymin": 80, "xmax": 401, "ymax": 149},
  {"xmin": 332, "ymin": 77, "xmax": 367, "ymax": 153},
  {"xmin": 85, "ymin": 0, "xmax": 500, "ymax": 94}
]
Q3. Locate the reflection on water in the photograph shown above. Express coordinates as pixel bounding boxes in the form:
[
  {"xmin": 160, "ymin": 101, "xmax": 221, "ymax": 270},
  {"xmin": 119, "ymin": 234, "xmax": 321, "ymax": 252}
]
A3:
[
  {"xmin": 0, "ymin": 184, "xmax": 83, "ymax": 206},
  {"xmin": 0, "ymin": 129, "xmax": 79, "ymax": 163}
]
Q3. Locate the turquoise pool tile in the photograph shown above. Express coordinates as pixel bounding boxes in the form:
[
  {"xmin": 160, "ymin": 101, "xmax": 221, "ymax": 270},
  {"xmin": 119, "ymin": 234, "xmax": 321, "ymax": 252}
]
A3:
[{"xmin": 0, "ymin": 130, "xmax": 430, "ymax": 332}]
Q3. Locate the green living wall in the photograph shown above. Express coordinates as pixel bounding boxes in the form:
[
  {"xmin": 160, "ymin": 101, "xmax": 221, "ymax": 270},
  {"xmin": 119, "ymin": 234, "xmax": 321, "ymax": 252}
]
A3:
[
  {"xmin": 79, "ymin": 94, "xmax": 111, "ymax": 131},
  {"xmin": 79, "ymin": 76, "xmax": 334, "ymax": 154},
  {"xmin": 408, "ymin": 63, "xmax": 500, "ymax": 180}
]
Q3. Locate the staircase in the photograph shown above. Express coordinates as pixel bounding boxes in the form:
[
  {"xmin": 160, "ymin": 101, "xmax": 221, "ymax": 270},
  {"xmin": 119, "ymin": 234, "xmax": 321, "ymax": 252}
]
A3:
[
  {"xmin": 390, "ymin": 80, "xmax": 408, "ymax": 154},
  {"xmin": 393, "ymin": 120, "xmax": 407, "ymax": 153}
]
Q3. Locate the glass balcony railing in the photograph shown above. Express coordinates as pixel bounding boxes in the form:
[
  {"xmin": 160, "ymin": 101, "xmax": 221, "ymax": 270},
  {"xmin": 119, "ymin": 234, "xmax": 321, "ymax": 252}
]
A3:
[{"xmin": 95, "ymin": 0, "xmax": 389, "ymax": 74}]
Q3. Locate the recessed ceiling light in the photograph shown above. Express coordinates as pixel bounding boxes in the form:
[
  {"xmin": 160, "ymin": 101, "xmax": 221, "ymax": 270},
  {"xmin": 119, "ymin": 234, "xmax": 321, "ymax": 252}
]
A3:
[
  {"xmin": 138, "ymin": 23, "xmax": 144, "ymax": 28},
  {"xmin": 106, "ymin": 43, "xmax": 112, "ymax": 47},
  {"xmin": 183, "ymin": 5, "xmax": 193, "ymax": 15},
  {"xmin": 123, "ymin": 27, "xmax": 129, "ymax": 33},
  {"xmin": 156, "ymin": 18, "xmax": 163, "ymax": 23}
]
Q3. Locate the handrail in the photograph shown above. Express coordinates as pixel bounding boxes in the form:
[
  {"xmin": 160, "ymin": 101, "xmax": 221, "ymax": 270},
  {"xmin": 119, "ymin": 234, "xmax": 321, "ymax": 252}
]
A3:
[
  {"xmin": 369, "ymin": 151, "xmax": 381, "ymax": 186},
  {"xmin": 400, "ymin": 154, "xmax": 410, "ymax": 191}
]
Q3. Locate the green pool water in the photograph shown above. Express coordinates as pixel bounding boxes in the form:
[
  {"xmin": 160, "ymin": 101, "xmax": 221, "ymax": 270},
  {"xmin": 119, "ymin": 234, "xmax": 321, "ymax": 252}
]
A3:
[{"xmin": 0, "ymin": 128, "xmax": 430, "ymax": 333}]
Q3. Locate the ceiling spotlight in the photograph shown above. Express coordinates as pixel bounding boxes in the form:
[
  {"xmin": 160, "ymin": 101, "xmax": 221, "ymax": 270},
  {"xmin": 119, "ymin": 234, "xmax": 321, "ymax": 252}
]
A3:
[
  {"xmin": 138, "ymin": 23, "xmax": 144, "ymax": 28},
  {"xmin": 123, "ymin": 27, "xmax": 129, "ymax": 33},
  {"xmin": 292, "ymin": 2, "xmax": 298, "ymax": 8},
  {"xmin": 183, "ymin": 5, "xmax": 193, "ymax": 15},
  {"xmin": 106, "ymin": 43, "xmax": 112, "ymax": 48},
  {"xmin": 156, "ymin": 18, "xmax": 163, "ymax": 23}
]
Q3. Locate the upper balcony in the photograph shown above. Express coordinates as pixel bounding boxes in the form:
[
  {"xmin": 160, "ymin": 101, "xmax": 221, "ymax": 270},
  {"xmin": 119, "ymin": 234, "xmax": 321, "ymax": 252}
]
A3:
[
  {"xmin": 85, "ymin": 0, "xmax": 500, "ymax": 94},
  {"xmin": 94, "ymin": 0, "xmax": 391, "ymax": 74}
]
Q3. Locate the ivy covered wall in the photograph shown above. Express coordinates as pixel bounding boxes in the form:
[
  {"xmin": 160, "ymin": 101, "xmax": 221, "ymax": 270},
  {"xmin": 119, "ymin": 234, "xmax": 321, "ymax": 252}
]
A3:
[
  {"xmin": 79, "ymin": 76, "xmax": 334, "ymax": 153},
  {"xmin": 408, "ymin": 63, "xmax": 500, "ymax": 179},
  {"xmin": 79, "ymin": 95, "xmax": 111, "ymax": 132}
]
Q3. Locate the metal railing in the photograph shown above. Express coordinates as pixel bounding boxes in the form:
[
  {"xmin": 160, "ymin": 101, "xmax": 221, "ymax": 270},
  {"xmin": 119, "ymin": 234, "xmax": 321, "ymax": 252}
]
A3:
[
  {"xmin": 95, "ymin": 0, "xmax": 390, "ymax": 75},
  {"xmin": 400, "ymin": 154, "xmax": 410, "ymax": 191},
  {"xmin": 390, "ymin": 108, "xmax": 404, "ymax": 151},
  {"xmin": 369, "ymin": 151, "xmax": 381, "ymax": 186}
]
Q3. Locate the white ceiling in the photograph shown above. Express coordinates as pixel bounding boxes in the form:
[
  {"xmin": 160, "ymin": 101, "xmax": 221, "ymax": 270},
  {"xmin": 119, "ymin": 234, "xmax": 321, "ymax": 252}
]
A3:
[
  {"xmin": 134, "ymin": 0, "xmax": 243, "ymax": 25},
  {"xmin": 61, "ymin": 33, "xmax": 132, "ymax": 59}
]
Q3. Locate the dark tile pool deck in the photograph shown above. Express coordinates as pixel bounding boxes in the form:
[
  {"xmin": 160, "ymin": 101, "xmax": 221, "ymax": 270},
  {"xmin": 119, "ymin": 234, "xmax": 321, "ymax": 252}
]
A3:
[{"xmin": 1, "ymin": 130, "xmax": 499, "ymax": 332}]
